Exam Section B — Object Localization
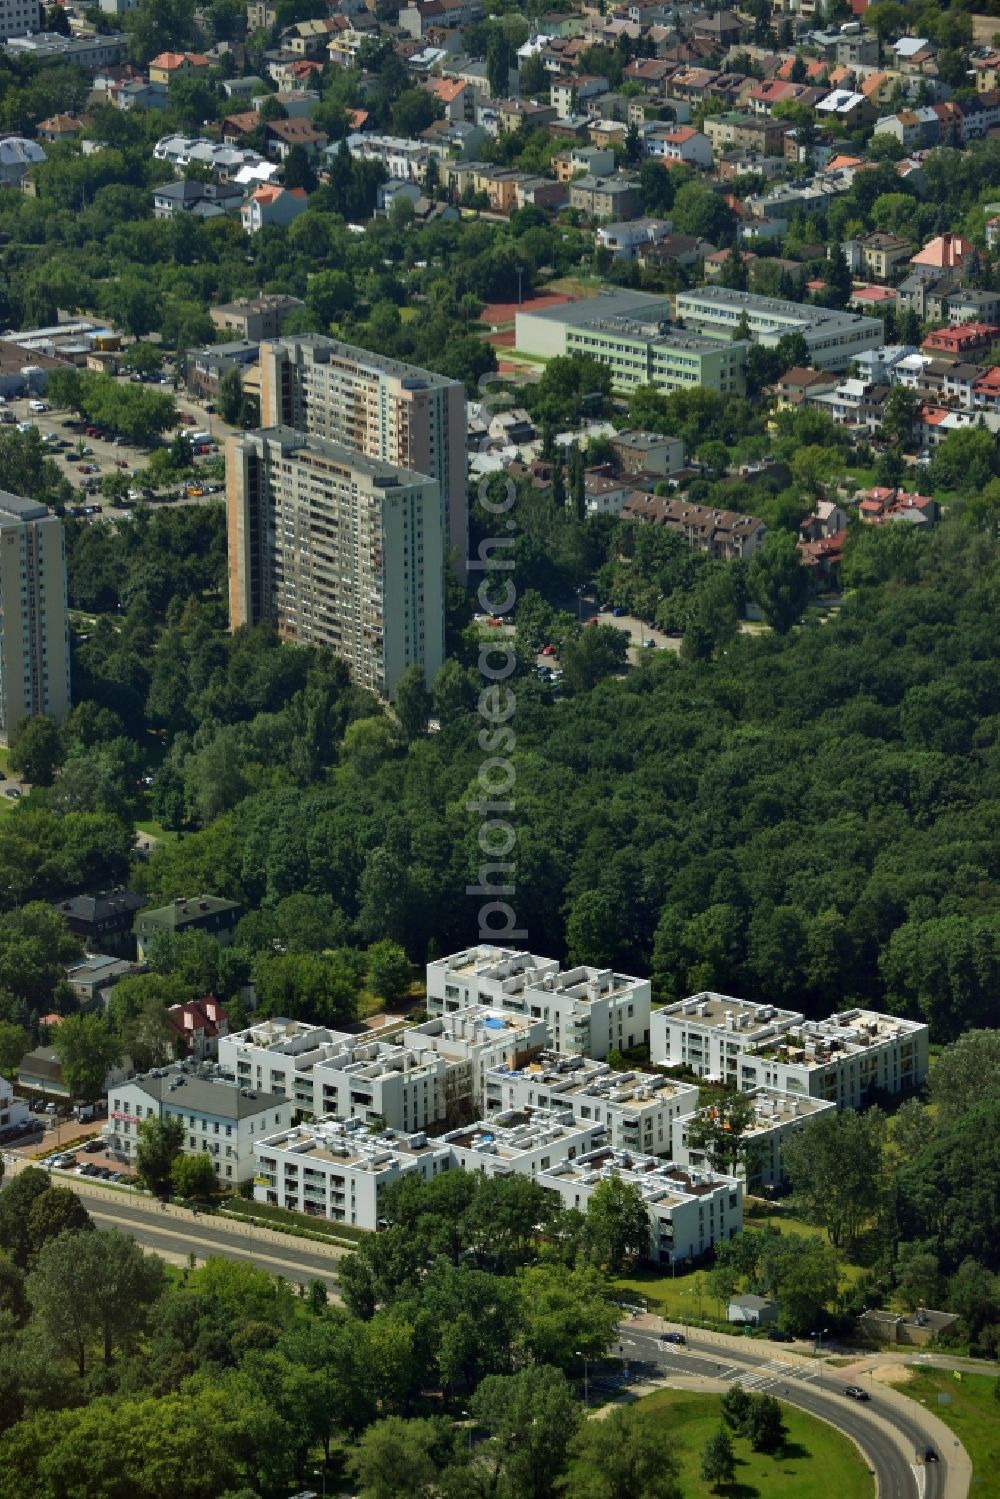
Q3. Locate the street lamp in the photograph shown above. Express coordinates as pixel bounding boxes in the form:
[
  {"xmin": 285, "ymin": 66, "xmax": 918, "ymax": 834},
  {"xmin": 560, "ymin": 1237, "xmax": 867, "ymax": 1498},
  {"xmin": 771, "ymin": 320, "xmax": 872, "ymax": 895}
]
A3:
[
  {"xmin": 575, "ymin": 1350, "xmax": 590, "ymax": 1407},
  {"xmin": 811, "ymin": 1328, "xmax": 829, "ymax": 1389},
  {"xmin": 461, "ymin": 1411, "xmax": 474, "ymax": 1454},
  {"xmin": 312, "ymin": 1467, "xmax": 326, "ymax": 1499}
]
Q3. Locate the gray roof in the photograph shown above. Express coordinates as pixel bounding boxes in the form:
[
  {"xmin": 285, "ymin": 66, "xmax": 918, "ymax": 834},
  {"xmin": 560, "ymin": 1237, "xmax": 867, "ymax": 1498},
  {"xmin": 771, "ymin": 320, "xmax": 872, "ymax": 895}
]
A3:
[
  {"xmin": 730, "ymin": 1294, "xmax": 774, "ymax": 1310},
  {"xmin": 127, "ymin": 1065, "xmax": 286, "ymax": 1120},
  {"xmin": 250, "ymin": 426, "xmax": 436, "ymax": 490},
  {"xmin": 518, "ymin": 290, "xmax": 671, "ymax": 327},
  {"xmin": 54, "ymin": 889, "xmax": 144, "ymax": 924},
  {"xmin": 0, "ymin": 489, "xmax": 49, "ymax": 523}
]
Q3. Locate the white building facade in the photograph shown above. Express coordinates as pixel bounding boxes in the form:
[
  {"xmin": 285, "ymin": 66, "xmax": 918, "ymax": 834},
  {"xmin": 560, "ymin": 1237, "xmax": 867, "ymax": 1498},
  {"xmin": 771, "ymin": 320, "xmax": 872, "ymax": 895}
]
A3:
[
  {"xmin": 105, "ymin": 1063, "xmax": 291, "ymax": 1184},
  {"xmin": 426, "ymin": 947, "xmax": 651, "ymax": 1060},
  {"xmin": 541, "ymin": 1149, "xmax": 742, "ymax": 1266},
  {"xmin": 651, "ymin": 993, "xmax": 929, "ymax": 1108},
  {"xmin": 672, "ymin": 1087, "xmax": 837, "ymax": 1191},
  {"xmin": 484, "ymin": 1052, "xmax": 699, "ymax": 1156}
]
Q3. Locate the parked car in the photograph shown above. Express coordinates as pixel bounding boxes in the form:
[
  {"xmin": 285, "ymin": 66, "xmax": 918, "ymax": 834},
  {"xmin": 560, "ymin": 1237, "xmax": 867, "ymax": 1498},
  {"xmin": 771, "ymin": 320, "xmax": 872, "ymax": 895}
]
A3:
[
  {"xmin": 844, "ymin": 1386, "xmax": 869, "ymax": 1402},
  {"xmin": 767, "ymin": 1329, "xmax": 793, "ymax": 1342},
  {"xmin": 541, "ymin": 644, "xmax": 556, "ymax": 657},
  {"xmin": 83, "ymin": 1139, "xmax": 103, "ymax": 1153},
  {"xmin": 4, "ymin": 788, "xmax": 20, "ymax": 799},
  {"xmin": 611, "ymin": 606, "xmax": 626, "ymax": 617}
]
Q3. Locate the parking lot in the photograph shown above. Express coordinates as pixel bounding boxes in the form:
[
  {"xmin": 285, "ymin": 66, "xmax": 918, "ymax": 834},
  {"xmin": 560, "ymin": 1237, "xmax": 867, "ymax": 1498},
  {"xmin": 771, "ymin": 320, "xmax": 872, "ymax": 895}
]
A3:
[{"xmin": 3, "ymin": 389, "xmax": 234, "ymax": 520}]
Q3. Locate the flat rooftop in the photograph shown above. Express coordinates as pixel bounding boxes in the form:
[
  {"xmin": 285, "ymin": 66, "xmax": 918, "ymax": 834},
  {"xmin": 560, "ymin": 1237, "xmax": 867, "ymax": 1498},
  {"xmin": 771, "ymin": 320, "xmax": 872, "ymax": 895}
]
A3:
[
  {"xmin": 516, "ymin": 291, "xmax": 672, "ymax": 328},
  {"xmin": 488, "ymin": 1053, "xmax": 695, "ymax": 1110},
  {"xmin": 543, "ymin": 1149, "xmax": 735, "ymax": 1204},
  {"xmin": 0, "ymin": 489, "xmax": 50, "ymax": 524},
  {"xmin": 265, "ymin": 332, "xmax": 461, "ymax": 391},
  {"xmin": 750, "ymin": 1009, "xmax": 926, "ymax": 1068},
  {"xmin": 258, "ymin": 1118, "xmax": 444, "ymax": 1170},
  {"xmin": 444, "ymin": 1106, "xmax": 599, "ymax": 1160},
  {"xmin": 251, "ymin": 426, "xmax": 434, "ymax": 489},
  {"xmin": 661, "ymin": 992, "xmax": 803, "ymax": 1036},
  {"xmin": 124, "ymin": 1063, "xmax": 285, "ymax": 1120},
  {"xmin": 736, "ymin": 1087, "xmax": 836, "ymax": 1135},
  {"xmin": 435, "ymin": 947, "xmax": 647, "ymax": 1003}
]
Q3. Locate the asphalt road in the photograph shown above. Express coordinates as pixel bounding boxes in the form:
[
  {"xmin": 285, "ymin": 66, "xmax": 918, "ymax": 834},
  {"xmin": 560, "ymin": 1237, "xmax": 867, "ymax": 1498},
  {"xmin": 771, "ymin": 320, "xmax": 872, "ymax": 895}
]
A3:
[
  {"xmin": 618, "ymin": 1325, "xmax": 945, "ymax": 1499},
  {"xmin": 83, "ymin": 1195, "xmax": 342, "ymax": 1292}
]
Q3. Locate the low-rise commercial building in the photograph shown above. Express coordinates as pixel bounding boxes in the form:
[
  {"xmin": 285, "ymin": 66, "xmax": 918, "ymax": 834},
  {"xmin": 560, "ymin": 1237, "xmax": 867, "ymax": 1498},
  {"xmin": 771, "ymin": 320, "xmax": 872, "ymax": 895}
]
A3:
[
  {"xmin": 674, "ymin": 287, "xmax": 883, "ymax": 371},
  {"xmin": 3, "ymin": 30, "xmax": 126, "ymax": 67},
  {"xmin": 106, "ymin": 1062, "xmax": 291, "ymax": 1184},
  {"xmin": 540, "ymin": 1148, "xmax": 742, "ymax": 1266},
  {"xmin": 484, "ymin": 1051, "xmax": 699, "ymax": 1156},
  {"xmin": 515, "ymin": 293, "xmax": 746, "ymax": 396},
  {"xmin": 426, "ymin": 946, "xmax": 651, "ymax": 1060},
  {"xmin": 673, "ymin": 1087, "xmax": 836, "ymax": 1191}
]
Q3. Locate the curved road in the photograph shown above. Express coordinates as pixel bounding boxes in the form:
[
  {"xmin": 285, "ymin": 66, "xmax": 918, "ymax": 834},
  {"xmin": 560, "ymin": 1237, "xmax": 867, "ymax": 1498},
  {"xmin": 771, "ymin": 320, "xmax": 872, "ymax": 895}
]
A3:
[{"xmin": 619, "ymin": 1325, "xmax": 946, "ymax": 1499}]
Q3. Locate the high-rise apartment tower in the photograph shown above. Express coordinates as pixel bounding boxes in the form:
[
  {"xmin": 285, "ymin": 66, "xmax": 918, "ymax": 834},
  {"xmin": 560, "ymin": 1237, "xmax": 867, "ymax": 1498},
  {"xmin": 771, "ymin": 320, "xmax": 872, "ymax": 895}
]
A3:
[
  {"xmin": 227, "ymin": 427, "xmax": 444, "ymax": 695},
  {"xmin": 258, "ymin": 334, "xmax": 467, "ymax": 569},
  {"xmin": 0, "ymin": 490, "xmax": 70, "ymax": 744}
]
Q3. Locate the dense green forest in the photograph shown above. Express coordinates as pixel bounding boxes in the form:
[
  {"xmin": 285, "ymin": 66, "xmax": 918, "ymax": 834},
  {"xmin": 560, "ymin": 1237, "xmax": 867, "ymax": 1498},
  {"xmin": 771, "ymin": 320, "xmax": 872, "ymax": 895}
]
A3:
[{"xmin": 3, "ymin": 458, "xmax": 1000, "ymax": 1044}]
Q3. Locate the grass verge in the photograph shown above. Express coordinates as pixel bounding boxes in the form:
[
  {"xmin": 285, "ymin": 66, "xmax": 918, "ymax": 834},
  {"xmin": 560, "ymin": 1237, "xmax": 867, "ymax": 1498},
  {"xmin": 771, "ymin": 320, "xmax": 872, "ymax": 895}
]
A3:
[
  {"xmin": 883, "ymin": 1366, "xmax": 1000, "ymax": 1487},
  {"xmin": 638, "ymin": 1388, "xmax": 875, "ymax": 1499},
  {"xmin": 220, "ymin": 1195, "xmax": 367, "ymax": 1247}
]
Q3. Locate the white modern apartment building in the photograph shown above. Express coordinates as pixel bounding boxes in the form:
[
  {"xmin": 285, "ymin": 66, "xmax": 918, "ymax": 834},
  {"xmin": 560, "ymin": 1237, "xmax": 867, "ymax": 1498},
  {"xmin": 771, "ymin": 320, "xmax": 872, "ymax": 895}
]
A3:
[
  {"xmin": 484, "ymin": 1051, "xmax": 699, "ymax": 1157},
  {"xmin": 258, "ymin": 333, "xmax": 467, "ymax": 568},
  {"xmin": 105, "ymin": 1062, "xmax": 292, "ymax": 1184},
  {"xmin": 651, "ymin": 993, "xmax": 803, "ymax": 1082},
  {"xmin": 674, "ymin": 286, "xmax": 884, "ymax": 371},
  {"xmin": 0, "ymin": 491, "xmax": 70, "ymax": 745},
  {"xmin": 673, "ymin": 1087, "xmax": 837, "ymax": 1192},
  {"xmin": 651, "ymin": 993, "xmax": 929, "ymax": 1108},
  {"xmin": 443, "ymin": 1106, "xmax": 608, "ymax": 1181},
  {"xmin": 427, "ymin": 947, "xmax": 651, "ymax": 1060},
  {"xmin": 254, "ymin": 1105, "xmax": 605, "ymax": 1226},
  {"xmin": 221, "ymin": 1008, "xmax": 549, "ymax": 1129},
  {"xmin": 743, "ymin": 1010, "xmax": 929, "ymax": 1109},
  {"xmin": 540, "ymin": 1148, "xmax": 742, "ymax": 1267},
  {"xmin": 403, "ymin": 1007, "xmax": 550, "ymax": 1118},
  {"xmin": 254, "ymin": 1116, "xmax": 453, "ymax": 1224},
  {"xmin": 226, "ymin": 426, "xmax": 444, "ymax": 695}
]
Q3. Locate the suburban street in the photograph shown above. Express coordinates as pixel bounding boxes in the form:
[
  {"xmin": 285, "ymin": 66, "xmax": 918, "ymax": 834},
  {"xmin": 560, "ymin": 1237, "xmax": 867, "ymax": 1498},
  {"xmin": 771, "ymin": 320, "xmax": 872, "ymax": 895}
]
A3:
[
  {"xmin": 616, "ymin": 1321, "xmax": 963, "ymax": 1499},
  {"xmin": 1, "ymin": 1161, "xmax": 343, "ymax": 1294}
]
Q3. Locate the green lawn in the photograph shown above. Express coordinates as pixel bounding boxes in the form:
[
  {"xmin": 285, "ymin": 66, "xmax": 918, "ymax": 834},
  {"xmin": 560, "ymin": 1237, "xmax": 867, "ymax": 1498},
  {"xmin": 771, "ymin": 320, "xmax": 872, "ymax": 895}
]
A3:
[
  {"xmin": 612, "ymin": 1207, "xmax": 866, "ymax": 1320},
  {"xmin": 611, "ymin": 1264, "xmax": 719, "ymax": 1322},
  {"xmin": 884, "ymin": 1367, "xmax": 1000, "ymax": 1489},
  {"xmin": 134, "ymin": 818, "xmax": 179, "ymax": 843},
  {"xmin": 743, "ymin": 1204, "xmax": 868, "ymax": 1287},
  {"xmin": 637, "ymin": 1389, "xmax": 874, "ymax": 1499}
]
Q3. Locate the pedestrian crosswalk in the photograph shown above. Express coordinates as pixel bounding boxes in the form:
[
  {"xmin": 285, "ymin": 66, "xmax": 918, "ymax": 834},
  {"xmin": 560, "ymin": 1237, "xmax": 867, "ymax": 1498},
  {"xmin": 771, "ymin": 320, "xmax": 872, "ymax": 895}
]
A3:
[{"xmin": 723, "ymin": 1358, "xmax": 822, "ymax": 1392}]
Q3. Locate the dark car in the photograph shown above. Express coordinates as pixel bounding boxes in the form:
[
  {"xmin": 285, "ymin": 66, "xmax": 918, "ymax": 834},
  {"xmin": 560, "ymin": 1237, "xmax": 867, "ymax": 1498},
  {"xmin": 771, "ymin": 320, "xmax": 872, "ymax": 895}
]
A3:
[
  {"xmin": 925, "ymin": 1449, "xmax": 939, "ymax": 1463},
  {"xmin": 659, "ymin": 1332, "xmax": 686, "ymax": 1345},
  {"xmin": 844, "ymin": 1386, "xmax": 870, "ymax": 1402},
  {"xmin": 767, "ymin": 1329, "xmax": 793, "ymax": 1342}
]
